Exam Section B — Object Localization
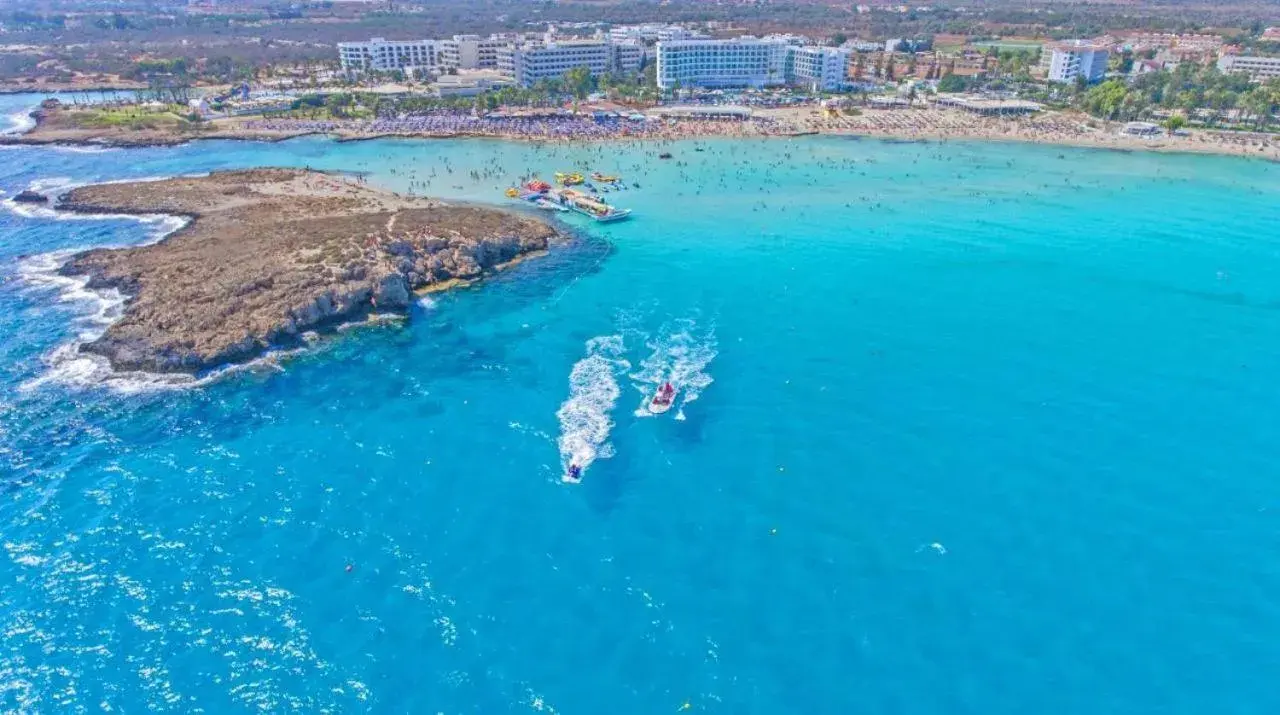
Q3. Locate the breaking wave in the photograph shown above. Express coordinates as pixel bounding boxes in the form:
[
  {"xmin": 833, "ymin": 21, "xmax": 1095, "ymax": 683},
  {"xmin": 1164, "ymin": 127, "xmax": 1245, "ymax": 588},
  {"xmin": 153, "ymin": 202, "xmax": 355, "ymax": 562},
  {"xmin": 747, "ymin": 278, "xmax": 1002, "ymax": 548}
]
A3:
[
  {"xmin": 11, "ymin": 210, "xmax": 199, "ymax": 394},
  {"xmin": 1, "ymin": 108, "xmax": 35, "ymax": 135}
]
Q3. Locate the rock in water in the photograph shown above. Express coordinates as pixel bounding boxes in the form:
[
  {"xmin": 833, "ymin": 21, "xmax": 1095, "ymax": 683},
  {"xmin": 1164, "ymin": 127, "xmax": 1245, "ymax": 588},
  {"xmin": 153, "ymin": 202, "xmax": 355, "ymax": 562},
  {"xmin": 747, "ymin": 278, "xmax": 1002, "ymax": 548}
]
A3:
[
  {"xmin": 56, "ymin": 168, "xmax": 563, "ymax": 374},
  {"xmin": 13, "ymin": 190, "xmax": 48, "ymax": 203}
]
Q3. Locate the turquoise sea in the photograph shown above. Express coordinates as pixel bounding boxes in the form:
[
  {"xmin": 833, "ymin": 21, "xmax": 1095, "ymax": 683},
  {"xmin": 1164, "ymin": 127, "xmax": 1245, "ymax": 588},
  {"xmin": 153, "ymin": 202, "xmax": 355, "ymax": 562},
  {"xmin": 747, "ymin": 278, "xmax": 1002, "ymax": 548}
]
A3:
[{"xmin": 2, "ymin": 92, "xmax": 1280, "ymax": 713}]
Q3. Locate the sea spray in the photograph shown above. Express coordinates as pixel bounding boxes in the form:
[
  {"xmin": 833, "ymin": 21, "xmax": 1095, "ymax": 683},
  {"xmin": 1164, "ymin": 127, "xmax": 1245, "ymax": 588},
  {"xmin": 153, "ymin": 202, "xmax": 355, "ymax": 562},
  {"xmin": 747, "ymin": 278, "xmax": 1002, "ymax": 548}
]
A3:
[
  {"xmin": 556, "ymin": 335, "xmax": 630, "ymax": 481},
  {"xmin": 1, "ymin": 108, "xmax": 35, "ymax": 135}
]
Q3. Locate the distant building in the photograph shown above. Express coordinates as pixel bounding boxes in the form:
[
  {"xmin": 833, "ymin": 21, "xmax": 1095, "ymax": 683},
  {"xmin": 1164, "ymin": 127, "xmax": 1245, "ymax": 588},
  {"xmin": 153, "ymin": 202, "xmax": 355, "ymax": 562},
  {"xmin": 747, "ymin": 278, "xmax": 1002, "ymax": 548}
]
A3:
[
  {"xmin": 1217, "ymin": 54, "xmax": 1280, "ymax": 82},
  {"xmin": 338, "ymin": 38, "xmax": 449, "ymax": 74},
  {"xmin": 440, "ymin": 35, "xmax": 509, "ymax": 71},
  {"xmin": 788, "ymin": 45, "xmax": 853, "ymax": 92},
  {"xmin": 500, "ymin": 39, "xmax": 643, "ymax": 87},
  {"xmin": 1040, "ymin": 40, "xmax": 1110, "ymax": 83},
  {"xmin": 609, "ymin": 24, "xmax": 707, "ymax": 44},
  {"xmin": 656, "ymin": 37, "xmax": 792, "ymax": 90},
  {"xmin": 844, "ymin": 40, "xmax": 882, "ymax": 52},
  {"xmin": 656, "ymin": 36, "xmax": 848, "ymax": 91},
  {"xmin": 339, "ymin": 33, "xmax": 641, "ymax": 84}
]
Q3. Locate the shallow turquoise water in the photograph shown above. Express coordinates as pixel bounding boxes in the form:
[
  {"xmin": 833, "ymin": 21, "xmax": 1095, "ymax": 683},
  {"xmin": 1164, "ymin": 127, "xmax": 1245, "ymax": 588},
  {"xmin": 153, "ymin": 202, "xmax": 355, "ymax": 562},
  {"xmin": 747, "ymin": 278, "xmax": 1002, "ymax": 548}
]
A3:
[{"xmin": 2, "ymin": 92, "xmax": 1280, "ymax": 713}]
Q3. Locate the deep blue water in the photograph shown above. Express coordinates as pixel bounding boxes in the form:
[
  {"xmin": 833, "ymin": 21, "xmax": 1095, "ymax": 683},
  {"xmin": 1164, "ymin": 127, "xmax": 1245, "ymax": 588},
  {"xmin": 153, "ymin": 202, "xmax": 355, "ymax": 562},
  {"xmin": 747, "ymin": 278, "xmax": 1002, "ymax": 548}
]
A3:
[{"xmin": 2, "ymin": 92, "xmax": 1280, "ymax": 713}]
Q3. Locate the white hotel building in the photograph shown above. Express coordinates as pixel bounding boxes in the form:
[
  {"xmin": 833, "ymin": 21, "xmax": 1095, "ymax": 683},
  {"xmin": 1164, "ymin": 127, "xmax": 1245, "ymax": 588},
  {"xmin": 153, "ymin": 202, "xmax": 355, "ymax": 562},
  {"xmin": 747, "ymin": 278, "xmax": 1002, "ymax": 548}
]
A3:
[
  {"xmin": 609, "ymin": 23, "xmax": 708, "ymax": 44},
  {"xmin": 656, "ymin": 37, "xmax": 851, "ymax": 91},
  {"xmin": 1217, "ymin": 54, "xmax": 1280, "ymax": 82},
  {"xmin": 499, "ymin": 39, "xmax": 643, "ymax": 87},
  {"xmin": 788, "ymin": 45, "xmax": 854, "ymax": 92},
  {"xmin": 339, "ymin": 34, "xmax": 525, "ymax": 75},
  {"xmin": 1039, "ymin": 40, "xmax": 1110, "ymax": 83},
  {"xmin": 340, "ymin": 34, "xmax": 645, "ymax": 86},
  {"xmin": 338, "ymin": 37, "xmax": 449, "ymax": 74}
]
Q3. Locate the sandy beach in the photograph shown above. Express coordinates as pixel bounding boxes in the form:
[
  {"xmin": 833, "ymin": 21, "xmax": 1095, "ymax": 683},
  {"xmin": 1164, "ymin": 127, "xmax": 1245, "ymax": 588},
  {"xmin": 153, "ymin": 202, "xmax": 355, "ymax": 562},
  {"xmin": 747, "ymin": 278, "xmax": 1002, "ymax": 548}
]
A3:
[{"xmin": 4, "ymin": 100, "xmax": 1277, "ymax": 161}]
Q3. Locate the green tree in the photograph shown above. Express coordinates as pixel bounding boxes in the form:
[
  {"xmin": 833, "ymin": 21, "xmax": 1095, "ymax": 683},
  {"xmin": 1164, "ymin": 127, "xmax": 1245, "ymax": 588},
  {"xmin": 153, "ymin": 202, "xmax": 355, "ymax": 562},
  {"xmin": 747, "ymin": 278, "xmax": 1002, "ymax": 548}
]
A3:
[
  {"xmin": 563, "ymin": 66, "xmax": 596, "ymax": 100},
  {"xmin": 1081, "ymin": 80, "xmax": 1129, "ymax": 120},
  {"xmin": 1164, "ymin": 114, "xmax": 1187, "ymax": 133},
  {"xmin": 1241, "ymin": 88, "xmax": 1274, "ymax": 130},
  {"xmin": 937, "ymin": 73, "xmax": 968, "ymax": 93}
]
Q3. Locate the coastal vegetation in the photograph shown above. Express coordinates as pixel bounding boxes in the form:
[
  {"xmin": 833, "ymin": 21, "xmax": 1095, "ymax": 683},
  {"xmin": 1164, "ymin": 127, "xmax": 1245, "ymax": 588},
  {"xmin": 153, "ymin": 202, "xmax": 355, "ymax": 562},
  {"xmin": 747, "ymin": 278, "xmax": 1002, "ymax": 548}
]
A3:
[
  {"xmin": 66, "ymin": 104, "xmax": 205, "ymax": 132},
  {"xmin": 1078, "ymin": 68, "xmax": 1280, "ymax": 129}
]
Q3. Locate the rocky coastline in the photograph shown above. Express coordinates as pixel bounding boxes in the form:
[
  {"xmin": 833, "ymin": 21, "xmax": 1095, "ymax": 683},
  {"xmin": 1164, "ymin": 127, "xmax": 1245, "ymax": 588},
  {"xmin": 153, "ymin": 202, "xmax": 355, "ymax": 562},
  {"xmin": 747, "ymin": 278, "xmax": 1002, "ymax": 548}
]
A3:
[{"xmin": 54, "ymin": 169, "xmax": 563, "ymax": 374}]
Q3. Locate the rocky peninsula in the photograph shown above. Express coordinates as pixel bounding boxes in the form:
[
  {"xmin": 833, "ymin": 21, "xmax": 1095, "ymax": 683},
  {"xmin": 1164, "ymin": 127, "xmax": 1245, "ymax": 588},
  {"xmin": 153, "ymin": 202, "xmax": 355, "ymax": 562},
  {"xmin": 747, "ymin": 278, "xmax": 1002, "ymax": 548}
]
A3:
[{"xmin": 57, "ymin": 169, "xmax": 562, "ymax": 373}]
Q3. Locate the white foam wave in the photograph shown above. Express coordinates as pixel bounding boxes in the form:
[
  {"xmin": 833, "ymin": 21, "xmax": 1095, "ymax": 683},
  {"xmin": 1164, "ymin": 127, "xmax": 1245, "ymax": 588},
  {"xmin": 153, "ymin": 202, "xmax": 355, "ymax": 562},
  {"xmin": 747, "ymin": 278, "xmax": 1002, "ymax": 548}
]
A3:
[
  {"xmin": 25, "ymin": 177, "xmax": 76, "ymax": 194},
  {"xmin": 8, "ymin": 210, "xmax": 228, "ymax": 396},
  {"xmin": 1, "ymin": 108, "xmax": 35, "ymax": 135},
  {"xmin": 631, "ymin": 321, "xmax": 717, "ymax": 421},
  {"xmin": 556, "ymin": 335, "xmax": 629, "ymax": 481},
  {"xmin": 49, "ymin": 144, "xmax": 117, "ymax": 154},
  {"xmin": 1, "ymin": 197, "xmax": 190, "ymax": 243},
  {"xmin": 16, "ymin": 250, "xmax": 125, "ymax": 337}
]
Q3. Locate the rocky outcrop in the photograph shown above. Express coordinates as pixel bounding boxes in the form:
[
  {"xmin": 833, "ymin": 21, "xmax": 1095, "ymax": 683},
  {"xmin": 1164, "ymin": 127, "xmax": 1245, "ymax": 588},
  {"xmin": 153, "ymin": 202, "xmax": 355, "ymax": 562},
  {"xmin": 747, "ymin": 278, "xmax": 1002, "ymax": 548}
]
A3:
[
  {"xmin": 56, "ymin": 169, "xmax": 562, "ymax": 374},
  {"xmin": 13, "ymin": 190, "xmax": 48, "ymax": 203}
]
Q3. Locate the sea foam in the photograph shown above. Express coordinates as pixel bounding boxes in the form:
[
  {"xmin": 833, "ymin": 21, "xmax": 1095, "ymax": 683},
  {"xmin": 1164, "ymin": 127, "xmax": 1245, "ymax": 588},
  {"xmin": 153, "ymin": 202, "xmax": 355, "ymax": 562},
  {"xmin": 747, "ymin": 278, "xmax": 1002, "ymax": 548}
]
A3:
[
  {"xmin": 631, "ymin": 319, "xmax": 717, "ymax": 421},
  {"xmin": 556, "ymin": 335, "xmax": 629, "ymax": 481}
]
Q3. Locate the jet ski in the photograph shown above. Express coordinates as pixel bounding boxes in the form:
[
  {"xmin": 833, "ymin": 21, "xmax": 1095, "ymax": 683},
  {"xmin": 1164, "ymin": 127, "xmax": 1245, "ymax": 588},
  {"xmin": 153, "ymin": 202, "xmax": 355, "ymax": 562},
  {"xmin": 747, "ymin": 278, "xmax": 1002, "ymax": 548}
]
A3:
[
  {"xmin": 563, "ymin": 463, "xmax": 583, "ymax": 484},
  {"xmin": 648, "ymin": 382, "xmax": 677, "ymax": 414}
]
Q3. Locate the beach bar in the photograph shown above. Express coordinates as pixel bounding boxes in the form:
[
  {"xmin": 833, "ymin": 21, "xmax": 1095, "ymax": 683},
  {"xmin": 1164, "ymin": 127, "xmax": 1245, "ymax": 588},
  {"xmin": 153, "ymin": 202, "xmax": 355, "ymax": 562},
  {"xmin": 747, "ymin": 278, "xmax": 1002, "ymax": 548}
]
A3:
[
  {"xmin": 932, "ymin": 95, "xmax": 1042, "ymax": 116},
  {"xmin": 651, "ymin": 105, "xmax": 753, "ymax": 120}
]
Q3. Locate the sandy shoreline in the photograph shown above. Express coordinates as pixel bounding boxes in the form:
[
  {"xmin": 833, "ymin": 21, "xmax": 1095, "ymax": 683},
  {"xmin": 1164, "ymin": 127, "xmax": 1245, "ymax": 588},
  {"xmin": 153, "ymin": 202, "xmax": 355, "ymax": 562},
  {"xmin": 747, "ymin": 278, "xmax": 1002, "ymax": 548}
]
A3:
[{"xmin": 3, "ymin": 103, "xmax": 1277, "ymax": 161}]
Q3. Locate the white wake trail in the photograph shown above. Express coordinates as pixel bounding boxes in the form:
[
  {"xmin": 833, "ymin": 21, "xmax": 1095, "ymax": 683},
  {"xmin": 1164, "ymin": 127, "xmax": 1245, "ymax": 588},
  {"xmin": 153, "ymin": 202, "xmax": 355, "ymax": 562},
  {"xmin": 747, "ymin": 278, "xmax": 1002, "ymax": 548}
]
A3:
[{"xmin": 556, "ymin": 335, "xmax": 630, "ymax": 482}]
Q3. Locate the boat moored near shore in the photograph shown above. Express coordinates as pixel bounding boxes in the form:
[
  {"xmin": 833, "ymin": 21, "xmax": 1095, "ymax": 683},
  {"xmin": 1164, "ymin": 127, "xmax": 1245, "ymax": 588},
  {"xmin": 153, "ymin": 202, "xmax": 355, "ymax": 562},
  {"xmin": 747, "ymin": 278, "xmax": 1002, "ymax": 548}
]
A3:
[{"xmin": 505, "ymin": 180, "xmax": 632, "ymax": 223}]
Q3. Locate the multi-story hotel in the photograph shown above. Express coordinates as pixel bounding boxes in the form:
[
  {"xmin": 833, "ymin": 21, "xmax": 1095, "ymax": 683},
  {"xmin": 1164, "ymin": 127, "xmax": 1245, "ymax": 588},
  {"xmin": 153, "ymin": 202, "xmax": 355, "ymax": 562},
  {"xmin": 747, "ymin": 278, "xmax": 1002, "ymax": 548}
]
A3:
[
  {"xmin": 439, "ymin": 34, "xmax": 510, "ymax": 71},
  {"xmin": 339, "ymin": 34, "xmax": 533, "ymax": 75},
  {"xmin": 656, "ymin": 37, "xmax": 850, "ymax": 91},
  {"xmin": 338, "ymin": 38, "xmax": 449, "ymax": 74},
  {"xmin": 341, "ymin": 33, "xmax": 644, "ymax": 85},
  {"xmin": 788, "ymin": 45, "xmax": 854, "ymax": 92},
  {"xmin": 499, "ymin": 39, "xmax": 644, "ymax": 87},
  {"xmin": 1217, "ymin": 54, "xmax": 1280, "ymax": 82},
  {"xmin": 1039, "ymin": 40, "xmax": 1110, "ymax": 83}
]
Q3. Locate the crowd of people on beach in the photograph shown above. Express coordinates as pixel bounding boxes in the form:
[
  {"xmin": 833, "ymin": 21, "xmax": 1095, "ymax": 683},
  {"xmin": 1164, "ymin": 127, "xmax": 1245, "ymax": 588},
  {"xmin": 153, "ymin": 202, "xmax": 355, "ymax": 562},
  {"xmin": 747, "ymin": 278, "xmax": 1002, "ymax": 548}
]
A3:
[
  {"xmin": 788, "ymin": 106, "xmax": 1278, "ymax": 159},
  {"xmin": 236, "ymin": 105, "xmax": 1279, "ymax": 160},
  {"xmin": 241, "ymin": 112, "xmax": 788, "ymax": 142}
]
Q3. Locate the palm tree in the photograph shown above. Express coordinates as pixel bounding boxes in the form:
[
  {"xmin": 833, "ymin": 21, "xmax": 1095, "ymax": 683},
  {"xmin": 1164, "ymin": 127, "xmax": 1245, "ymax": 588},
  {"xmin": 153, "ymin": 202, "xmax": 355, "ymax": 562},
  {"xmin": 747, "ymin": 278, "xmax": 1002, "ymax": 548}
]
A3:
[{"xmin": 1241, "ymin": 89, "xmax": 1273, "ymax": 130}]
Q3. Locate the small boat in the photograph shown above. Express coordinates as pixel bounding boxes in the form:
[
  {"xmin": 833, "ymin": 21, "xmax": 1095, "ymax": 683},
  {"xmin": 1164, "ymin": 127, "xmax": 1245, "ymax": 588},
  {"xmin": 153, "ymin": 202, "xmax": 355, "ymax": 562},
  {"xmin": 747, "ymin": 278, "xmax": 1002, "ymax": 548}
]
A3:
[
  {"xmin": 595, "ymin": 209, "xmax": 630, "ymax": 222},
  {"xmin": 555, "ymin": 172, "xmax": 584, "ymax": 186},
  {"xmin": 564, "ymin": 464, "xmax": 583, "ymax": 484},
  {"xmin": 591, "ymin": 172, "xmax": 619, "ymax": 183},
  {"xmin": 535, "ymin": 198, "xmax": 568, "ymax": 212},
  {"xmin": 648, "ymin": 382, "xmax": 677, "ymax": 414},
  {"xmin": 504, "ymin": 187, "xmax": 520, "ymax": 198},
  {"xmin": 525, "ymin": 180, "xmax": 552, "ymax": 193},
  {"xmin": 658, "ymin": 153, "xmax": 673, "ymax": 160}
]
